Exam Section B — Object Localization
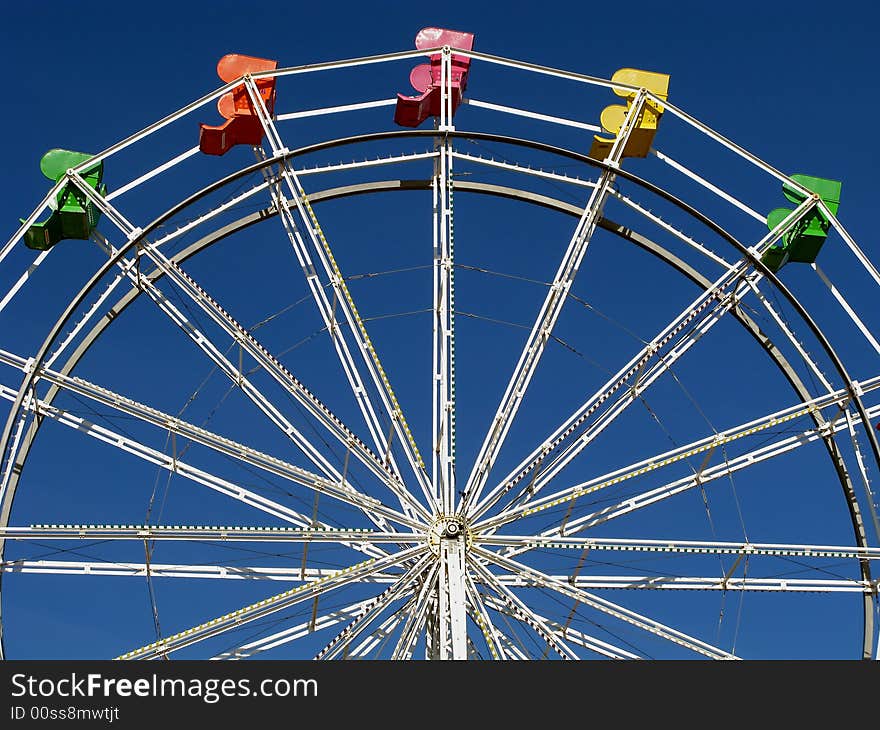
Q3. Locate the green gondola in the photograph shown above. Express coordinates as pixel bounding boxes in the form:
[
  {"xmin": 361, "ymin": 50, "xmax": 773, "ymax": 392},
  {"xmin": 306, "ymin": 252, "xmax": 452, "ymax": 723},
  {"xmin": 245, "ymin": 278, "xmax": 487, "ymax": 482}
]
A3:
[
  {"xmin": 762, "ymin": 174, "xmax": 841, "ymax": 273},
  {"xmin": 22, "ymin": 148, "xmax": 106, "ymax": 251}
]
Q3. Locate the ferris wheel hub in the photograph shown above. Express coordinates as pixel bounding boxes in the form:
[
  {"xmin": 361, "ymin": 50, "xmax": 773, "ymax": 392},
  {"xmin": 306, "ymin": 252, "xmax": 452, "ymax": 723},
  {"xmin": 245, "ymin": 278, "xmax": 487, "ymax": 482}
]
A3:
[{"xmin": 427, "ymin": 516, "xmax": 471, "ymax": 555}]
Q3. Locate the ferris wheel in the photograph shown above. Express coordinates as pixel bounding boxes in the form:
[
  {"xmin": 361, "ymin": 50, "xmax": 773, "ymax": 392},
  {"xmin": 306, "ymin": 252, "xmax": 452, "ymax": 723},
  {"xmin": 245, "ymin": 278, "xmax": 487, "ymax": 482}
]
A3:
[{"xmin": 1, "ymin": 27, "xmax": 879, "ymax": 660}]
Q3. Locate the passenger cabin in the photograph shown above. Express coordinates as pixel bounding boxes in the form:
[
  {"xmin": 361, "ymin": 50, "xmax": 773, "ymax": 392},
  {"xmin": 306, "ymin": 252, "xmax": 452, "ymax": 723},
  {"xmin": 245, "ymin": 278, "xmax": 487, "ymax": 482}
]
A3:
[
  {"xmin": 761, "ymin": 174, "xmax": 841, "ymax": 273},
  {"xmin": 589, "ymin": 68, "xmax": 669, "ymax": 161},
  {"xmin": 394, "ymin": 27, "xmax": 475, "ymax": 128},
  {"xmin": 199, "ymin": 54, "xmax": 278, "ymax": 156},
  {"xmin": 23, "ymin": 149, "xmax": 105, "ymax": 251}
]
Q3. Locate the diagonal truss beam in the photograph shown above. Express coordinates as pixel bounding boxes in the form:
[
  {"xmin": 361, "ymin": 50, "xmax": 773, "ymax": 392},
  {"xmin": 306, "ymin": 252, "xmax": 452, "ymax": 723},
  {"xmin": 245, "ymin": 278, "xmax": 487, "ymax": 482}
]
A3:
[
  {"xmin": 473, "ymin": 546, "xmax": 738, "ymax": 659},
  {"xmin": 102, "ymin": 229, "xmax": 428, "ymax": 522},
  {"xmin": 469, "ymin": 195, "xmax": 822, "ymax": 523},
  {"xmin": 116, "ymin": 545, "xmax": 426, "ymax": 660},
  {"xmin": 243, "ymin": 79, "xmax": 434, "ymax": 510},
  {"xmin": 460, "ymin": 93, "xmax": 652, "ymax": 515},
  {"xmin": 72, "ymin": 182, "xmax": 431, "ymax": 525},
  {"xmin": 0, "ymin": 379, "xmax": 377, "ymax": 538},
  {"xmin": 492, "ymin": 398, "xmax": 880, "ymax": 541},
  {"xmin": 391, "ymin": 562, "xmax": 441, "ymax": 660},
  {"xmin": 212, "ymin": 597, "xmax": 373, "ymax": 660},
  {"xmin": 480, "ymin": 593, "xmax": 642, "ymax": 659},
  {"xmin": 0, "ymin": 350, "xmax": 420, "ymax": 531},
  {"xmin": 315, "ymin": 552, "xmax": 433, "ymax": 659},
  {"xmin": 476, "ymin": 375, "xmax": 880, "ymax": 531},
  {"xmin": 468, "ymin": 553, "xmax": 579, "ymax": 659}
]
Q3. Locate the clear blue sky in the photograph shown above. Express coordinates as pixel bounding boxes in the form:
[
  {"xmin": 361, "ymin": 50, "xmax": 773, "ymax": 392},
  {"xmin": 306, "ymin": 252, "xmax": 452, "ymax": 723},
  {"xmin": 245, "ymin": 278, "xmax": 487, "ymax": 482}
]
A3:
[{"xmin": 1, "ymin": 1, "xmax": 879, "ymax": 660}]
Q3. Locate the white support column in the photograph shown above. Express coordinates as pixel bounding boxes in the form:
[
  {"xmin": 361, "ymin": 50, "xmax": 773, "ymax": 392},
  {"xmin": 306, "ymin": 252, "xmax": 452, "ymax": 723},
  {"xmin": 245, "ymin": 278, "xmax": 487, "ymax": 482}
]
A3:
[{"xmin": 437, "ymin": 529, "xmax": 468, "ymax": 659}]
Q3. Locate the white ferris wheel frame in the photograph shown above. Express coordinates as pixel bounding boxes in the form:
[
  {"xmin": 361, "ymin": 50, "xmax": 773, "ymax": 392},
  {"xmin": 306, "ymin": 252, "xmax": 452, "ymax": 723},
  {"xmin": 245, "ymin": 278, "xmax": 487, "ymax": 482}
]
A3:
[{"xmin": 0, "ymin": 42, "xmax": 878, "ymax": 660}]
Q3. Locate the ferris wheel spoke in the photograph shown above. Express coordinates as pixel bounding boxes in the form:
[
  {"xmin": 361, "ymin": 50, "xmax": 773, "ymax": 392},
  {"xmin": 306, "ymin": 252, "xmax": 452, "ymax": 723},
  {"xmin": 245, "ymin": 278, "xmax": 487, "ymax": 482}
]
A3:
[
  {"xmin": 0, "ymin": 525, "xmax": 418, "ymax": 544},
  {"xmin": 346, "ymin": 598, "xmax": 416, "ymax": 659},
  {"xmin": 109, "ymin": 233, "xmax": 430, "ymax": 523},
  {"xmin": 260, "ymin": 166, "xmax": 434, "ymax": 512},
  {"xmin": 0, "ymin": 248, "xmax": 48, "ymax": 317},
  {"xmin": 213, "ymin": 597, "xmax": 376, "ymax": 660},
  {"xmin": 0, "ymin": 179, "xmax": 65, "ymax": 267},
  {"xmin": 479, "ymin": 593, "xmax": 642, "ymax": 659},
  {"xmin": 459, "ymin": 93, "xmax": 666, "ymax": 515},
  {"xmin": 71, "ymin": 176, "xmax": 428, "ymax": 523},
  {"xmin": 315, "ymin": 551, "xmax": 433, "ymax": 659},
  {"xmin": 0, "ymin": 379, "xmax": 388, "ymax": 540},
  {"xmin": 15, "ymin": 197, "xmax": 287, "ymax": 483},
  {"xmin": 490, "ymin": 624, "xmax": 529, "ymax": 660},
  {"xmin": 42, "ymin": 267, "xmax": 135, "ymax": 372},
  {"xmin": 462, "ymin": 570, "xmax": 506, "ymax": 659},
  {"xmin": 468, "ymin": 277, "xmax": 752, "ymax": 523},
  {"xmin": 507, "ymin": 402, "xmax": 880, "ymax": 541},
  {"xmin": 92, "ymin": 235, "xmax": 345, "ymax": 486},
  {"xmin": 498, "ymin": 574, "xmax": 875, "ymax": 593},
  {"xmin": 467, "ymin": 553, "xmax": 580, "ymax": 659},
  {"xmin": 391, "ymin": 561, "xmax": 441, "ymax": 659},
  {"xmin": 242, "ymin": 89, "xmax": 434, "ymax": 511},
  {"xmin": 505, "ymin": 285, "xmax": 755, "ymax": 511},
  {"xmin": 217, "ymin": 597, "xmax": 420, "ymax": 661},
  {"xmin": 473, "ymin": 546, "xmax": 738, "ymax": 659},
  {"xmin": 743, "ymin": 277, "xmax": 835, "ymax": 393},
  {"xmin": 433, "ymin": 132, "xmax": 457, "ymax": 513},
  {"xmin": 116, "ymin": 544, "xmax": 426, "ymax": 660},
  {"xmin": 432, "ymin": 56, "xmax": 458, "ymax": 514},
  {"xmin": 89, "ymin": 226, "xmax": 384, "ymax": 500},
  {"xmin": 0, "ymin": 353, "xmax": 420, "ymax": 531},
  {"xmin": 0, "ymin": 559, "xmax": 401, "ymax": 583},
  {"xmin": 38, "ymin": 171, "xmax": 261, "ymax": 371},
  {"xmin": 468, "ymin": 197, "xmax": 832, "ymax": 524},
  {"xmin": 475, "ymin": 376, "xmax": 880, "ymax": 533},
  {"xmin": 485, "ymin": 535, "xmax": 880, "ymax": 562}
]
